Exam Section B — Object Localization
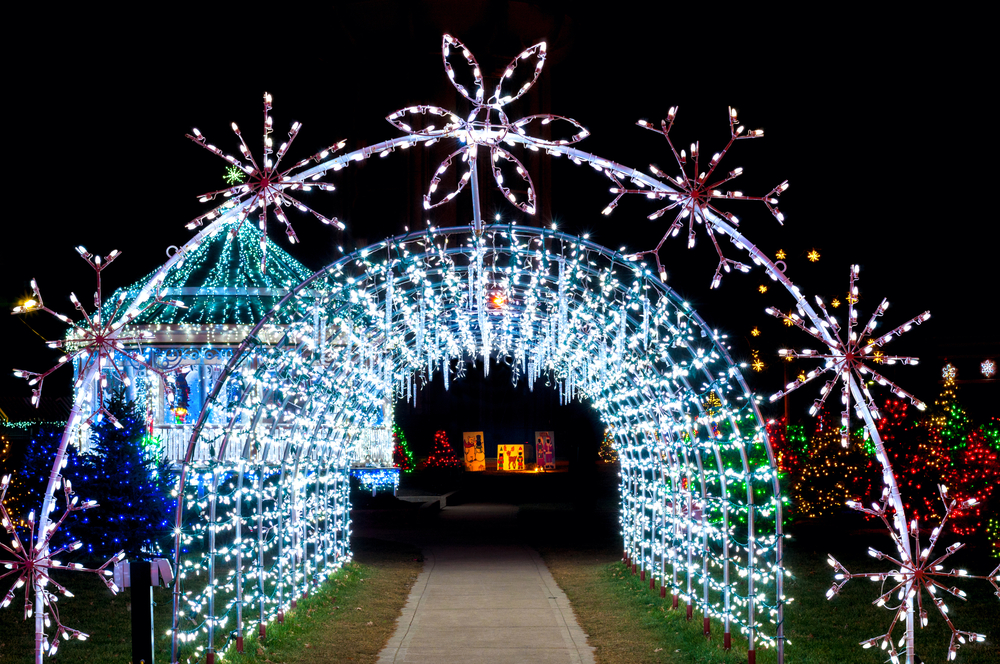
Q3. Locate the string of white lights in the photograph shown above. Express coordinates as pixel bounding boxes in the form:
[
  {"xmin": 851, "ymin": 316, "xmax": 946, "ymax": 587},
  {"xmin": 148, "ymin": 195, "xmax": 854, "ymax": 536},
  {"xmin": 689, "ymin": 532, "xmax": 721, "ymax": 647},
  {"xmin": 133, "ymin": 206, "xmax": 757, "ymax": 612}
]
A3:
[{"xmin": 11, "ymin": 32, "xmax": 993, "ymax": 664}]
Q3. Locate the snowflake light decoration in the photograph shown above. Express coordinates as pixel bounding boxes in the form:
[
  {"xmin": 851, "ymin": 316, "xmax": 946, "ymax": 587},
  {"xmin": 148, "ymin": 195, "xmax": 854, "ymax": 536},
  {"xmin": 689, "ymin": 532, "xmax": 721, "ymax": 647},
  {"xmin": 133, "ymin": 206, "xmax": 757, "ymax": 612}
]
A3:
[
  {"xmin": 982, "ymin": 359, "xmax": 996, "ymax": 378},
  {"xmin": 827, "ymin": 486, "xmax": 1000, "ymax": 663},
  {"xmin": 386, "ymin": 34, "xmax": 589, "ymax": 215},
  {"xmin": 0, "ymin": 473, "xmax": 125, "ymax": 656},
  {"xmin": 602, "ymin": 106, "xmax": 788, "ymax": 287},
  {"xmin": 186, "ymin": 92, "xmax": 347, "ymax": 268},
  {"xmin": 223, "ymin": 165, "xmax": 246, "ymax": 185},
  {"xmin": 766, "ymin": 264, "xmax": 930, "ymax": 446},
  {"xmin": 11, "ymin": 247, "xmax": 183, "ymax": 428}
]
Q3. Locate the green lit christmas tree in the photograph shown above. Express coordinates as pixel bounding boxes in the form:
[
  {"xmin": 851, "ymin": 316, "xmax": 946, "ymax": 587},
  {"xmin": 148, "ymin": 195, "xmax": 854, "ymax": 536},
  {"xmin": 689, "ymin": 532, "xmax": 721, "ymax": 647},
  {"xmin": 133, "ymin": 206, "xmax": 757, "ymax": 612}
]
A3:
[
  {"xmin": 598, "ymin": 429, "xmax": 618, "ymax": 464},
  {"xmin": 927, "ymin": 363, "xmax": 973, "ymax": 448},
  {"xmin": 392, "ymin": 424, "xmax": 415, "ymax": 472}
]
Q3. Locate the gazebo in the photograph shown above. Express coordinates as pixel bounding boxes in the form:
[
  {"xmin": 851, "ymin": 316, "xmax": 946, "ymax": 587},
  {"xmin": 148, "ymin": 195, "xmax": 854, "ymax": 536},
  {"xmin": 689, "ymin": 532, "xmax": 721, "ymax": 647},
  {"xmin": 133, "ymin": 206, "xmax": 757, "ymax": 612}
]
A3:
[{"xmin": 71, "ymin": 220, "xmax": 395, "ymax": 473}]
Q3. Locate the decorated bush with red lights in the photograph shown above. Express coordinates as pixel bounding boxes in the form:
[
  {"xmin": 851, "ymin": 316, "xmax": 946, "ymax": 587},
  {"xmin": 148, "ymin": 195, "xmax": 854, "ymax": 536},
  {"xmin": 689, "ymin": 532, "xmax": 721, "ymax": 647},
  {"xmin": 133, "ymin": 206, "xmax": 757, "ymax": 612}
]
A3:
[{"xmin": 424, "ymin": 430, "xmax": 461, "ymax": 469}]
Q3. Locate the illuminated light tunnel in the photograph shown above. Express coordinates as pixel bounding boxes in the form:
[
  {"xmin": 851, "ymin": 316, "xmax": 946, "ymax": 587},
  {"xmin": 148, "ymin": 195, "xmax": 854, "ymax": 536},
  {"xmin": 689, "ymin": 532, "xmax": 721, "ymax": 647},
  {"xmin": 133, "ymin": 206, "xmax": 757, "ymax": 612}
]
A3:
[{"xmin": 167, "ymin": 223, "xmax": 785, "ymax": 662}]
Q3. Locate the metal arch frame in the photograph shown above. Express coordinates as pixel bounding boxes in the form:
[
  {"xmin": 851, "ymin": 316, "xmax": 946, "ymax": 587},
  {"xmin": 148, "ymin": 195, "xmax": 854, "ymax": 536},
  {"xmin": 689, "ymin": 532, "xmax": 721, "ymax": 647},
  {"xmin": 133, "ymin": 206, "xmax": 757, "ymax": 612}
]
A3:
[
  {"xmin": 160, "ymin": 223, "xmax": 785, "ymax": 662},
  {"xmin": 27, "ymin": 118, "xmax": 801, "ymax": 664},
  {"xmin": 30, "ymin": 110, "xmax": 839, "ymax": 664}
]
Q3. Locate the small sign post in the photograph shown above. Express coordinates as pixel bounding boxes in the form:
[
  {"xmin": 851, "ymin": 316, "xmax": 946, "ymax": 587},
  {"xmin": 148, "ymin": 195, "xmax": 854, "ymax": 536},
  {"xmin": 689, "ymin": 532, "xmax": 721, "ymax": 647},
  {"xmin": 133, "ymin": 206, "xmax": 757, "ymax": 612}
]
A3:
[{"xmin": 113, "ymin": 558, "xmax": 174, "ymax": 664}]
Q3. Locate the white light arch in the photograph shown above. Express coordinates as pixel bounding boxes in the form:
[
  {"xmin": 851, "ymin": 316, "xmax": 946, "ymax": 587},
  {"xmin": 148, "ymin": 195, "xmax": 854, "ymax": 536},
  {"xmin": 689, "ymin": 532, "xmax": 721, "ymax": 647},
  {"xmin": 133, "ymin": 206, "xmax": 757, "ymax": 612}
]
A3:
[
  {"xmin": 167, "ymin": 223, "xmax": 785, "ymax": 663},
  {"xmin": 15, "ymin": 34, "xmax": 987, "ymax": 664}
]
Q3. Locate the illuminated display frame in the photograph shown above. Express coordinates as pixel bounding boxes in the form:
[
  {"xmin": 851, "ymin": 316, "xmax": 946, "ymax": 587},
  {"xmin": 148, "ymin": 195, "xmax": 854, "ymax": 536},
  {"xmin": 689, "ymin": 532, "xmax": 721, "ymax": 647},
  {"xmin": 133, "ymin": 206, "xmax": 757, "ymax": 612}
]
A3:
[{"xmin": 8, "ymin": 32, "xmax": 996, "ymax": 664}]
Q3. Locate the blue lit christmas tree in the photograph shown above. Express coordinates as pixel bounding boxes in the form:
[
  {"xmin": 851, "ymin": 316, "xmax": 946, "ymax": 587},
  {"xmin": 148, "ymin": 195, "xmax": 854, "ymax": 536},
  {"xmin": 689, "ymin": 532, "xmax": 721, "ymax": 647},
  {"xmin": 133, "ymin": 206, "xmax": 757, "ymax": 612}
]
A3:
[
  {"xmin": 14, "ymin": 426, "xmax": 88, "ymax": 546},
  {"xmin": 74, "ymin": 390, "xmax": 175, "ymax": 559}
]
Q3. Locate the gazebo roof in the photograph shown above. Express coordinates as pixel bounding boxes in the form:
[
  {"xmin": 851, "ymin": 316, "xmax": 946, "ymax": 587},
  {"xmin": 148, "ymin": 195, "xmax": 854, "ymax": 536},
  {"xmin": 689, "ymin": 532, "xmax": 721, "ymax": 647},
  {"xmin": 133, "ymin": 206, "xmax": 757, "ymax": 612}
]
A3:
[{"xmin": 110, "ymin": 221, "xmax": 317, "ymax": 330}]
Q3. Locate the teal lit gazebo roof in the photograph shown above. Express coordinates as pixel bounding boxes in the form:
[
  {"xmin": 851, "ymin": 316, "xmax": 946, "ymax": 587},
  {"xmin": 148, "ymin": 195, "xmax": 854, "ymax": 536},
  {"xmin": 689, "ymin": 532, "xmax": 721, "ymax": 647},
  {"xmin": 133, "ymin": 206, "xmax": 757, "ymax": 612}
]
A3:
[{"xmin": 112, "ymin": 222, "xmax": 316, "ymax": 330}]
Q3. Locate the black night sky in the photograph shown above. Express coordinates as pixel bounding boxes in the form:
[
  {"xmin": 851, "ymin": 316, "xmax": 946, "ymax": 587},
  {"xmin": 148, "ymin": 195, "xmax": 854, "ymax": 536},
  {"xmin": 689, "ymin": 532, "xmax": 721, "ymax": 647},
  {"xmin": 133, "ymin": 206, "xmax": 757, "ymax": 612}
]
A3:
[{"xmin": 3, "ymin": 3, "xmax": 996, "ymax": 425}]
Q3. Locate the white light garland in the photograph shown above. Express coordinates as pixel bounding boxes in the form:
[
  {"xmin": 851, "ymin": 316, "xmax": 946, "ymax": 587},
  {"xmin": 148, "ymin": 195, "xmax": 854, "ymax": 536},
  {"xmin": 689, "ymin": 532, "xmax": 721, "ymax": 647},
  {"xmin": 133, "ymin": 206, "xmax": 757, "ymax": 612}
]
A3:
[
  {"xmin": 14, "ymin": 31, "xmax": 993, "ymax": 664},
  {"xmin": 166, "ymin": 224, "xmax": 785, "ymax": 661}
]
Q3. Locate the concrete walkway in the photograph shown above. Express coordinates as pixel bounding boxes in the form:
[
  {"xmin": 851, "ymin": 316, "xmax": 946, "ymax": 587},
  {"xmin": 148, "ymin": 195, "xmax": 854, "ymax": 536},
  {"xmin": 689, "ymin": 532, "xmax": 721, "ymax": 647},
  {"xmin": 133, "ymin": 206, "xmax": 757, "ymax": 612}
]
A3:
[{"xmin": 376, "ymin": 505, "xmax": 596, "ymax": 664}]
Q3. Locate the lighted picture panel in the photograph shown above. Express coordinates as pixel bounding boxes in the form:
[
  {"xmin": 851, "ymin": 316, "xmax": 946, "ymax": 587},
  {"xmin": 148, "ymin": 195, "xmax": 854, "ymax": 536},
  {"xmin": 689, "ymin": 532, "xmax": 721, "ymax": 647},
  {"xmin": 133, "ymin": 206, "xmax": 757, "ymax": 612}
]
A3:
[
  {"xmin": 497, "ymin": 444, "xmax": 526, "ymax": 471},
  {"xmin": 463, "ymin": 431, "xmax": 486, "ymax": 471},
  {"xmin": 535, "ymin": 430, "xmax": 555, "ymax": 470}
]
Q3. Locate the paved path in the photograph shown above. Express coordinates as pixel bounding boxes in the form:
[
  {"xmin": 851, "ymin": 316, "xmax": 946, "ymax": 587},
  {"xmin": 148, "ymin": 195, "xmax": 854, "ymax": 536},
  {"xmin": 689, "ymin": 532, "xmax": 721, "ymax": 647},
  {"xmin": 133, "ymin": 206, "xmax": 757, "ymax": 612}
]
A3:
[{"xmin": 375, "ymin": 505, "xmax": 596, "ymax": 664}]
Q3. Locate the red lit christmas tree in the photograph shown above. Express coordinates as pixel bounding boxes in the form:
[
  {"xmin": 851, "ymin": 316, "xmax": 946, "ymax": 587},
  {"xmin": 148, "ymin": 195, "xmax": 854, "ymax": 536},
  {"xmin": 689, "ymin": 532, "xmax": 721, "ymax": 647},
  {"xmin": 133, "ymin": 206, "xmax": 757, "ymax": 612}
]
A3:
[
  {"xmin": 891, "ymin": 369, "xmax": 1000, "ymax": 537},
  {"xmin": 942, "ymin": 428, "xmax": 1000, "ymax": 535},
  {"xmin": 425, "ymin": 430, "xmax": 461, "ymax": 469},
  {"xmin": 883, "ymin": 398, "xmax": 950, "ymax": 521},
  {"xmin": 897, "ymin": 367, "xmax": 975, "ymax": 523},
  {"xmin": 765, "ymin": 416, "xmax": 806, "ymax": 479}
]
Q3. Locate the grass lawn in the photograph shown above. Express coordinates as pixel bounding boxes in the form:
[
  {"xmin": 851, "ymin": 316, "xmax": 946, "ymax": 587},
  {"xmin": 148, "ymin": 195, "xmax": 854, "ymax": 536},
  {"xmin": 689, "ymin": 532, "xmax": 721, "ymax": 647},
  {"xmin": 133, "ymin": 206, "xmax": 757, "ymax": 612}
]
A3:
[
  {"xmin": 0, "ymin": 567, "xmax": 169, "ymax": 663},
  {"xmin": 0, "ymin": 537, "xmax": 422, "ymax": 664},
  {"xmin": 542, "ymin": 530, "xmax": 1000, "ymax": 664},
  {"xmin": 2, "ymin": 491, "xmax": 997, "ymax": 664},
  {"xmin": 223, "ymin": 537, "xmax": 421, "ymax": 664}
]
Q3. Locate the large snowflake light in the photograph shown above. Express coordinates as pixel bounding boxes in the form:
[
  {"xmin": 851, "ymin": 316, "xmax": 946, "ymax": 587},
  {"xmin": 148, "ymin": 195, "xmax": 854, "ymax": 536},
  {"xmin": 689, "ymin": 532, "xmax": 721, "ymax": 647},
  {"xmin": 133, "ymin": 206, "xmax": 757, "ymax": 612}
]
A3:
[
  {"xmin": 826, "ymin": 486, "xmax": 1000, "ymax": 663},
  {"xmin": 603, "ymin": 106, "xmax": 788, "ymax": 287},
  {"xmin": 11, "ymin": 247, "xmax": 182, "ymax": 428},
  {"xmin": 386, "ymin": 34, "xmax": 589, "ymax": 215},
  {"xmin": 0, "ymin": 473, "xmax": 125, "ymax": 656},
  {"xmin": 765, "ymin": 264, "xmax": 930, "ymax": 446},
  {"xmin": 186, "ymin": 92, "xmax": 347, "ymax": 268}
]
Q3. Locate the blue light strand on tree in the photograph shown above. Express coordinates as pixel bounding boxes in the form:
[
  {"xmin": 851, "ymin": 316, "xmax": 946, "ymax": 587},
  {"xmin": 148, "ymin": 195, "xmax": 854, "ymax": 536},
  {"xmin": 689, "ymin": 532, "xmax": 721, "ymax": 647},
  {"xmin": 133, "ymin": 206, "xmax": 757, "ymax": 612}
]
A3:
[{"xmin": 74, "ymin": 390, "xmax": 175, "ymax": 559}]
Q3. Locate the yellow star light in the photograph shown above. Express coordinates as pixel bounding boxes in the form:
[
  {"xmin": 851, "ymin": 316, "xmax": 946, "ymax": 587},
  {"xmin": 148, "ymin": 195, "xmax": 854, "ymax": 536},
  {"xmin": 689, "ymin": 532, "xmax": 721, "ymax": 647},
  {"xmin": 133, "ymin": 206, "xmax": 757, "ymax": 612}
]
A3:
[
  {"xmin": 752, "ymin": 358, "xmax": 766, "ymax": 372},
  {"xmin": 797, "ymin": 371, "xmax": 807, "ymax": 383},
  {"xmin": 758, "ymin": 285, "xmax": 768, "ymax": 294},
  {"xmin": 775, "ymin": 249, "xmax": 786, "ymax": 260},
  {"xmin": 751, "ymin": 327, "xmax": 760, "ymax": 337},
  {"xmin": 783, "ymin": 313, "xmax": 795, "ymax": 327},
  {"xmin": 807, "ymin": 249, "xmax": 821, "ymax": 262},
  {"xmin": 831, "ymin": 298, "xmax": 841, "ymax": 308},
  {"xmin": 872, "ymin": 351, "xmax": 885, "ymax": 364}
]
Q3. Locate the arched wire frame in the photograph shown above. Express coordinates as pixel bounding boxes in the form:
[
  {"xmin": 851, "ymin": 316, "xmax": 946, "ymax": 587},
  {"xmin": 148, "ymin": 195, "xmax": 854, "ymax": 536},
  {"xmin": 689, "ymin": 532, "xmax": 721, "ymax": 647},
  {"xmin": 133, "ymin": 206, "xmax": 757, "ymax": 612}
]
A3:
[
  {"xmin": 14, "ymin": 33, "xmax": 985, "ymax": 663},
  {"xmin": 22, "ymin": 115, "xmax": 942, "ymax": 663},
  {"xmin": 165, "ymin": 223, "xmax": 785, "ymax": 663},
  {"xmin": 20, "ymin": 67, "xmax": 961, "ymax": 661}
]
